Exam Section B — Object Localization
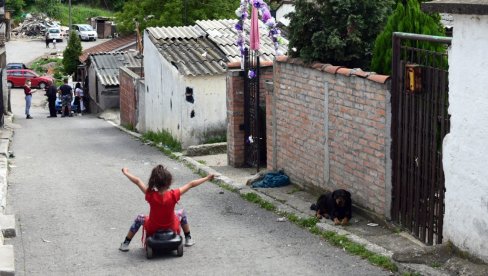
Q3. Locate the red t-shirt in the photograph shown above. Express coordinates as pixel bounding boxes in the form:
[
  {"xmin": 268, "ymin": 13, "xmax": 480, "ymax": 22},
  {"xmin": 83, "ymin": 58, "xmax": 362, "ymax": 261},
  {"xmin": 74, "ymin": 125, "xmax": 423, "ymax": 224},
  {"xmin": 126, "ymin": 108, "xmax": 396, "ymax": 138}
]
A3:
[
  {"xmin": 144, "ymin": 189, "xmax": 181, "ymax": 236},
  {"xmin": 24, "ymin": 85, "xmax": 32, "ymax": 96}
]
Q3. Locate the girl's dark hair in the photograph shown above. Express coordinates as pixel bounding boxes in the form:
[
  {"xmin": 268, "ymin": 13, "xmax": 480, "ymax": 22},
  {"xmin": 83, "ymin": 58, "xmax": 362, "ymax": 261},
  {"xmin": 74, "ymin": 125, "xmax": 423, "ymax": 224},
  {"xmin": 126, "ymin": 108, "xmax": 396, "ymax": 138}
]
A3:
[
  {"xmin": 148, "ymin": 165, "xmax": 172, "ymax": 191},
  {"xmin": 75, "ymin": 82, "xmax": 81, "ymax": 89}
]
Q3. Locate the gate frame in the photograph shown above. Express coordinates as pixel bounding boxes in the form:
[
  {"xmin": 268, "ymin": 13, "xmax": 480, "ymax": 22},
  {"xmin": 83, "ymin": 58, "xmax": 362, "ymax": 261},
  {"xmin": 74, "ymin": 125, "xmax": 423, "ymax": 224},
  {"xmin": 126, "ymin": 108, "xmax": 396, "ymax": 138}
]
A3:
[{"xmin": 391, "ymin": 32, "xmax": 451, "ymax": 245}]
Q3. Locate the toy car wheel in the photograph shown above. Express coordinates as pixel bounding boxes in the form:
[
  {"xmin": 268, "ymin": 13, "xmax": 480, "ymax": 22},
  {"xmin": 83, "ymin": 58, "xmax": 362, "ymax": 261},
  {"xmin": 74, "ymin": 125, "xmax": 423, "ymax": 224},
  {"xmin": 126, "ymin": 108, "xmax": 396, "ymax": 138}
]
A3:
[
  {"xmin": 146, "ymin": 246, "xmax": 153, "ymax": 259},
  {"xmin": 176, "ymin": 243, "xmax": 183, "ymax": 257},
  {"xmin": 39, "ymin": 82, "xmax": 47, "ymax": 89},
  {"xmin": 7, "ymin": 81, "xmax": 13, "ymax": 89}
]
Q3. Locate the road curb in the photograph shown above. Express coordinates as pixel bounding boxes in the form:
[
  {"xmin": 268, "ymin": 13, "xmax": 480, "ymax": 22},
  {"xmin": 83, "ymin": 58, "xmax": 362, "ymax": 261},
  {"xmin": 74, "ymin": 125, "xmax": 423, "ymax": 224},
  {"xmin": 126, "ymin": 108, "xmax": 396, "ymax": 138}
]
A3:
[{"xmin": 0, "ymin": 115, "xmax": 16, "ymax": 276}]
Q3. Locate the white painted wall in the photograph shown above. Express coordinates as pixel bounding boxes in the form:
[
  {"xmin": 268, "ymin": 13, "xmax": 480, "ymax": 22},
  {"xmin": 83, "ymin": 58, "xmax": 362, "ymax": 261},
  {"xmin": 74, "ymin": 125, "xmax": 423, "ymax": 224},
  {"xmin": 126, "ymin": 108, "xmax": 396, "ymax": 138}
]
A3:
[
  {"xmin": 443, "ymin": 14, "xmax": 488, "ymax": 262},
  {"xmin": 276, "ymin": 3, "xmax": 295, "ymax": 26},
  {"xmin": 143, "ymin": 33, "xmax": 227, "ymax": 149}
]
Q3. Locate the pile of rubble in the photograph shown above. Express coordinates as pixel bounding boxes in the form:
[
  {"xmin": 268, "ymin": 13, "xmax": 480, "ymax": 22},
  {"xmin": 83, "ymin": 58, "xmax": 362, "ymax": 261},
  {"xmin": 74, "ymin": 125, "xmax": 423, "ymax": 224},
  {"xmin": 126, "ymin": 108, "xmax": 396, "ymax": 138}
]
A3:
[{"xmin": 11, "ymin": 13, "xmax": 61, "ymax": 38}]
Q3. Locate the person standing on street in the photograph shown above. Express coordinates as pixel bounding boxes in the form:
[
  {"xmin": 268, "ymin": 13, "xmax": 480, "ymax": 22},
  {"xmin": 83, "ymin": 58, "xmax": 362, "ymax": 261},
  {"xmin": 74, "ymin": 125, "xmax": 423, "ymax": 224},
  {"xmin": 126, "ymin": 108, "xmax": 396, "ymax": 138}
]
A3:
[
  {"xmin": 74, "ymin": 82, "xmax": 84, "ymax": 116},
  {"xmin": 45, "ymin": 32, "xmax": 50, "ymax": 48},
  {"xmin": 24, "ymin": 80, "xmax": 37, "ymax": 119},
  {"xmin": 58, "ymin": 78, "xmax": 73, "ymax": 117},
  {"xmin": 45, "ymin": 82, "xmax": 57, "ymax": 118}
]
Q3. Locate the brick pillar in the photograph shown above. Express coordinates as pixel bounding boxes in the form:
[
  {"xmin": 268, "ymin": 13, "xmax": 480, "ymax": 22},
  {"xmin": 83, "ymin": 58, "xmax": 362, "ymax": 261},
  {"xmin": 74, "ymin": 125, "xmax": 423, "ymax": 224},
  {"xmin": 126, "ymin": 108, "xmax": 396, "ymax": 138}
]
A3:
[{"xmin": 227, "ymin": 69, "xmax": 246, "ymax": 167}]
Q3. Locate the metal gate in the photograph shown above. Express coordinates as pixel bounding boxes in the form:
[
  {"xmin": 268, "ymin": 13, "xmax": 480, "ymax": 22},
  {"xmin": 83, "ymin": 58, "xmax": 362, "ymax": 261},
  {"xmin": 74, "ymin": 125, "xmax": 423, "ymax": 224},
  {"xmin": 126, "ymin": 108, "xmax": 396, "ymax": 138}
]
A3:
[
  {"xmin": 391, "ymin": 32, "xmax": 451, "ymax": 245},
  {"xmin": 243, "ymin": 48, "xmax": 262, "ymax": 170}
]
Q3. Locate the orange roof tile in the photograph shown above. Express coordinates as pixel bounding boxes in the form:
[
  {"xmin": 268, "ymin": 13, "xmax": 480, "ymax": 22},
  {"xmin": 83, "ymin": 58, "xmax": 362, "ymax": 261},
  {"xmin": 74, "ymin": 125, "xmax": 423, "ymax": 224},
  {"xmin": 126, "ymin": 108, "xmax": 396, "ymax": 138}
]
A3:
[{"xmin": 79, "ymin": 34, "xmax": 137, "ymax": 63}]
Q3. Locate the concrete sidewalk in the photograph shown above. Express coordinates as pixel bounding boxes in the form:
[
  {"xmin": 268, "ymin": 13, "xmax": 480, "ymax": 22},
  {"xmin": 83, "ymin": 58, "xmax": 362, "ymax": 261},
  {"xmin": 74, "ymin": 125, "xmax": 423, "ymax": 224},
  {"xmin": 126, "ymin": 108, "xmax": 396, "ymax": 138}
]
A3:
[{"xmin": 185, "ymin": 153, "xmax": 487, "ymax": 276}]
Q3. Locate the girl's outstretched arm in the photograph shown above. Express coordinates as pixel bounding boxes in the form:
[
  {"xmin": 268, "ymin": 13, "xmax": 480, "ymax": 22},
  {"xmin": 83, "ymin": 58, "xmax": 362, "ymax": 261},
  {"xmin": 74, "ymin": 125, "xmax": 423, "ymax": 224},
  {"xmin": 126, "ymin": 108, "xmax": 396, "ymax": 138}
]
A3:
[
  {"xmin": 179, "ymin": 174, "xmax": 215, "ymax": 195},
  {"xmin": 122, "ymin": 168, "xmax": 147, "ymax": 194}
]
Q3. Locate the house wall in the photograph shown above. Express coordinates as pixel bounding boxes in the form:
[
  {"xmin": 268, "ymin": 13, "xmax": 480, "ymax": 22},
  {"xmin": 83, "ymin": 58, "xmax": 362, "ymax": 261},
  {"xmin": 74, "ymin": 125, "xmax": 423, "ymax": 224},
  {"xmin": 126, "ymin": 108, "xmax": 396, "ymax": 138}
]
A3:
[
  {"xmin": 269, "ymin": 58, "xmax": 391, "ymax": 216},
  {"xmin": 119, "ymin": 66, "xmax": 142, "ymax": 128},
  {"xmin": 144, "ymin": 34, "xmax": 227, "ymax": 148},
  {"xmin": 442, "ymin": 14, "xmax": 488, "ymax": 262},
  {"xmin": 87, "ymin": 63, "xmax": 101, "ymax": 113},
  {"xmin": 136, "ymin": 79, "xmax": 146, "ymax": 132}
]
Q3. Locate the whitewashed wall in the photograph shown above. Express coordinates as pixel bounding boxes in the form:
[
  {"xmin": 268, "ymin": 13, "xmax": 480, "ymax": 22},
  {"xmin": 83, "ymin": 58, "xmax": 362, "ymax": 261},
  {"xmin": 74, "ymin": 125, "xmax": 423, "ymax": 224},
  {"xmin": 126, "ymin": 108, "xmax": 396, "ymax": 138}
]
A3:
[
  {"xmin": 443, "ymin": 14, "xmax": 488, "ymax": 262},
  {"xmin": 143, "ymin": 34, "xmax": 227, "ymax": 149},
  {"xmin": 276, "ymin": 3, "xmax": 295, "ymax": 26}
]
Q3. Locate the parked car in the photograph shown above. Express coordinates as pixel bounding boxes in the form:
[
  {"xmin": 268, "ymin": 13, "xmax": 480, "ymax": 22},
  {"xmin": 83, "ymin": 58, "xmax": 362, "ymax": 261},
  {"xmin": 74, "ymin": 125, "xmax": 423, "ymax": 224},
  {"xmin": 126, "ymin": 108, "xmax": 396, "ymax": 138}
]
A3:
[
  {"xmin": 72, "ymin": 24, "xmax": 97, "ymax": 41},
  {"xmin": 6, "ymin": 69, "xmax": 54, "ymax": 89},
  {"xmin": 46, "ymin": 27, "xmax": 63, "ymax": 42},
  {"xmin": 55, "ymin": 96, "xmax": 78, "ymax": 115},
  {"xmin": 7, "ymin": 63, "xmax": 28, "ymax": 70}
]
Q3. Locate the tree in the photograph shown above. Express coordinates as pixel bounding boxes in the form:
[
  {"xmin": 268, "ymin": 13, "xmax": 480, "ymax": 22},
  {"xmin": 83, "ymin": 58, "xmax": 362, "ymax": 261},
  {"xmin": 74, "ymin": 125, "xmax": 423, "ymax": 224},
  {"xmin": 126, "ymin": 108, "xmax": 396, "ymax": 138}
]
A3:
[
  {"xmin": 63, "ymin": 32, "xmax": 82, "ymax": 76},
  {"xmin": 6, "ymin": 0, "xmax": 25, "ymax": 17},
  {"xmin": 370, "ymin": 0, "xmax": 444, "ymax": 75},
  {"xmin": 287, "ymin": 0, "xmax": 394, "ymax": 69},
  {"xmin": 115, "ymin": 0, "xmax": 235, "ymax": 35}
]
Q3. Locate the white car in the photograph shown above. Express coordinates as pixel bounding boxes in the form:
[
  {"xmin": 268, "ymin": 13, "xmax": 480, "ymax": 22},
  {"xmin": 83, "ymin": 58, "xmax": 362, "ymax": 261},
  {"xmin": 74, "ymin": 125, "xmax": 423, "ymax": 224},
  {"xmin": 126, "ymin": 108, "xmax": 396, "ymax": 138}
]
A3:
[
  {"xmin": 46, "ymin": 27, "xmax": 63, "ymax": 42},
  {"xmin": 72, "ymin": 24, "xmax": 97, "ymax": 41}
]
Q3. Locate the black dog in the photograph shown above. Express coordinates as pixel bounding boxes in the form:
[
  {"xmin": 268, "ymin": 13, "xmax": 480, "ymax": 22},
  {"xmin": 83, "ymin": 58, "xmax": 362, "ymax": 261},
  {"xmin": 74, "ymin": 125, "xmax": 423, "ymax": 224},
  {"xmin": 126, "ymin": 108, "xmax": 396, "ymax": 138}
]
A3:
[{"xmin": 310, "ymin": 189, "xmax": 352, "ymax": 225}]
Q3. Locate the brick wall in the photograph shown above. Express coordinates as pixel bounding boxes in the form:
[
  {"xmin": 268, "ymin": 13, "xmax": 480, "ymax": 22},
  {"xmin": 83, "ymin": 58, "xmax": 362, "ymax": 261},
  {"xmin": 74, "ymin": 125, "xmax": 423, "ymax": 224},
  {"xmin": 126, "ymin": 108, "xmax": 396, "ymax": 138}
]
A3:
[
  {"xmin": 269, "ymin": 57, "xmax": 391, "ymax": 216},
  {"xmin": 119, "ymin": 67, "xmax": 143, "ymax": 128},
  {"xmin": 227, "ymin": 63, "xmax": 273, "ymax": 167}
]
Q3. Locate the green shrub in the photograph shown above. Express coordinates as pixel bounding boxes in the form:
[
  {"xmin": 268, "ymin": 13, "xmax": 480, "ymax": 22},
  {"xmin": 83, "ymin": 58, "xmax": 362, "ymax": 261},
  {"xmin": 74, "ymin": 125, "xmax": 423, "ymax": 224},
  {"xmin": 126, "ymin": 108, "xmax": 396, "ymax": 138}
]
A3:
[
  {"xmin": 287, "ymin": 0, "xmax": 393, "ymax": 69},
  {"xmin": 370, "ymin": 0, "xmax": 445, "ymax": 75},
  {"xmin": 62, "ymin": 31, "xmax": 82, "ymax": 76}
]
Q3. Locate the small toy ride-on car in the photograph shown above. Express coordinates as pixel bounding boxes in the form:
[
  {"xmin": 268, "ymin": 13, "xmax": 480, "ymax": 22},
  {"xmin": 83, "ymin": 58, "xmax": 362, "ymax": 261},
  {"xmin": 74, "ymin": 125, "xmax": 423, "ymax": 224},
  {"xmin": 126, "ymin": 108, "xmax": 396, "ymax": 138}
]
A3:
[{"xmin": 145, "ymin": 229, "xmax": 183, "ymax": 259}]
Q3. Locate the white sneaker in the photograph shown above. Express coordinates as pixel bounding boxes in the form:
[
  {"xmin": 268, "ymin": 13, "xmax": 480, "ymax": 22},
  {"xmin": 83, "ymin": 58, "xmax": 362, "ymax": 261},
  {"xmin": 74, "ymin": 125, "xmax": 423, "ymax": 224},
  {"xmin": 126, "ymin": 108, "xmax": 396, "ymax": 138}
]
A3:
[
  {"xmin": 119, "ymin": 242, "xmax": 130, "ymax": 252},
  {"xmin": 185, "ymin": 236, "xmax": 195, "ymax": 247}
]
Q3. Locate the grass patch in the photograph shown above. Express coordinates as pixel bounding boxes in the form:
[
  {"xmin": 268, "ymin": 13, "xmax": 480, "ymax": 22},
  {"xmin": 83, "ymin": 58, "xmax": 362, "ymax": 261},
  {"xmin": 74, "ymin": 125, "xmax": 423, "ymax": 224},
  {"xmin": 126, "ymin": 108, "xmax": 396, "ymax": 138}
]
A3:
[
  {"xmin": 122, "ymin": 123, "xmax": 136, "ymax": 132},
  {"xmin": 142, "ymin": 130, "xmax": 182, "ymax": 152},
  {"xmin": 58, "ymin": 5, "xmax": 113, "ymax": 26},
  {"xmin": 197, "ymin": 160, "xmax": 207, "ymax": 165},
  {"xmin": 241, "ymin": 192, "xmax": 276, "ymax": 212},
  {"xmin": 30, "ymin": 57, "xmax": 65, "ymax": 85}
]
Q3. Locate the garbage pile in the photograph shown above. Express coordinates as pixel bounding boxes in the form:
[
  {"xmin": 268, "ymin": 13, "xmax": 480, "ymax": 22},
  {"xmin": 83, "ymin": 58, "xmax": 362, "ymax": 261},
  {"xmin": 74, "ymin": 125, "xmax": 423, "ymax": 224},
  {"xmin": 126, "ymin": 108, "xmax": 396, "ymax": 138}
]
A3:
[{"xmin": 11, "ymin": 13, "xmax": 61, "ymax": 38}]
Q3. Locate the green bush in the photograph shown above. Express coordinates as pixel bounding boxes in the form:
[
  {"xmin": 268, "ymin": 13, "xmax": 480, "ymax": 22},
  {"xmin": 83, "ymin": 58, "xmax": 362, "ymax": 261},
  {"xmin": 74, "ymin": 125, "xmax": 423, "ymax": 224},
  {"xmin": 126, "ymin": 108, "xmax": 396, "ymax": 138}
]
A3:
[
  {"xmin": 370, "ymin": 0, "xmax": 445, "ymax": 75},
  {"xmin": 62, "ymin": 31, "xmax": 82, "ymax": 76},
  {"xmin": 287, "ymin": 0, "xmax": 394, "ymax": 69}
]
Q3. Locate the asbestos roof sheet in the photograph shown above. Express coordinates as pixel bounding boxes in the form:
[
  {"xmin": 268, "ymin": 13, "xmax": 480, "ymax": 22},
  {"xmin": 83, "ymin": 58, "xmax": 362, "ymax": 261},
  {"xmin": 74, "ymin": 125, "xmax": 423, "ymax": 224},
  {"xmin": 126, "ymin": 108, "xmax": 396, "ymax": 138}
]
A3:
[
  {"xmin": 89, "ymin": 52, "xmax": 142, "ymax": 87},
  {"xmin": 147, "ymin": 26, "xmax": 228, "ymax": 76},
  {"xmin": 146, "ymin": 19, "xmax": 288, "ymax": 76},
  {"xmin": 196, "ymin": 19, "xmax": 288, "ymax": 63}
]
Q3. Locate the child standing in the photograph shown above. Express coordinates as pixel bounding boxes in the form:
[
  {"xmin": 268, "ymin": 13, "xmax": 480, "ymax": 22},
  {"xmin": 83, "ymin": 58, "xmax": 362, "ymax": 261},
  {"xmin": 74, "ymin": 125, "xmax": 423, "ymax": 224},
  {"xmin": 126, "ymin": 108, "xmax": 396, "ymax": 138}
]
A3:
[{"xmin": 119, "ymin": 165, "xmax": 214, "ymax": 252}]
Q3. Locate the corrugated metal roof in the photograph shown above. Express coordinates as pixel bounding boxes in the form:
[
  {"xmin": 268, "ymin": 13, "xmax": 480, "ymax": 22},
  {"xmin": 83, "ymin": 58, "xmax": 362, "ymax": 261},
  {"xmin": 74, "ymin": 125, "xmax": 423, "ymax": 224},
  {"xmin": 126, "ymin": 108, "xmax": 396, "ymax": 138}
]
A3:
[{"xmin": 89, "ymin": 52, "xmax": 142, "ymax": 87}]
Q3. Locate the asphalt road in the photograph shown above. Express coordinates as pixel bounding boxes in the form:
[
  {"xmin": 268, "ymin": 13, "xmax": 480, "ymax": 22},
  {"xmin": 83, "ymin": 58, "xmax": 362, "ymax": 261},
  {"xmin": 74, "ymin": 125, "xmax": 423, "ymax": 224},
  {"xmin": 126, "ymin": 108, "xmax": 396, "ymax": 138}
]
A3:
[{"xmin": 4, "ymin": 41, "xmax": 391, "ymax": 276}]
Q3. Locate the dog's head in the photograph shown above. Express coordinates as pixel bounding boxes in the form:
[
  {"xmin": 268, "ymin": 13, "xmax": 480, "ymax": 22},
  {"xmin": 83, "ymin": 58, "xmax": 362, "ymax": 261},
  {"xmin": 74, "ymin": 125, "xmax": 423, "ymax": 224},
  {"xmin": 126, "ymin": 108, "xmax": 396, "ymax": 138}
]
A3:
[{"xmin": 332, "ymin": 189, "xmax": 350, "ymax": 207}]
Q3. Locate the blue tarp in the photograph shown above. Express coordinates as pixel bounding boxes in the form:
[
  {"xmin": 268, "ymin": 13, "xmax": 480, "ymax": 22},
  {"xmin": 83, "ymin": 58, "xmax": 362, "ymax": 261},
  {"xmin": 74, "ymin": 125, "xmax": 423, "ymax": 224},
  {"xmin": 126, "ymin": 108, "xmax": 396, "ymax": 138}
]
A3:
[{"xmin": 251, "ymin": 171, "xmax": 290, "ymax": 188}]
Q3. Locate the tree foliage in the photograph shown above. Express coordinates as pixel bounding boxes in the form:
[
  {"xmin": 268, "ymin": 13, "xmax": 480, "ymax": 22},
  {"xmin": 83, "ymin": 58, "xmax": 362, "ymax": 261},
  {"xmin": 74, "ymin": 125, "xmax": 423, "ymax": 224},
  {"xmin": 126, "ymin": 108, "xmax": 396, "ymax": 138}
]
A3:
[
  {"xmin": 63, "ymin": 32, "xmax": 82, "ymax": 76},
  {"xmin": 370, "ymin": 0, "xmax": 445, "ymax": 75},
  {"xmin": 287, "ymin": 0, "xmax": 394, "ymax": 69},
  {"xmin": 6, "ymin": 0, "xmax": 25, "ymax": 17},
  {"xmin": 115, "ymin": 0, "xmax": 236, "ymax": 35}
]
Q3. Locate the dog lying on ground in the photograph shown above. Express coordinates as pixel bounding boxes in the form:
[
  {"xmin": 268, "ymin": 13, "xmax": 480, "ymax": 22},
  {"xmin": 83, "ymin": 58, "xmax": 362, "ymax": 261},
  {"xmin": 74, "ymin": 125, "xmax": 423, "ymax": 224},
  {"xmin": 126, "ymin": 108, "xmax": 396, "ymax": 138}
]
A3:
[{"xmin": 310, "ymin": 189, "xmax": 352, "ymax": 225}]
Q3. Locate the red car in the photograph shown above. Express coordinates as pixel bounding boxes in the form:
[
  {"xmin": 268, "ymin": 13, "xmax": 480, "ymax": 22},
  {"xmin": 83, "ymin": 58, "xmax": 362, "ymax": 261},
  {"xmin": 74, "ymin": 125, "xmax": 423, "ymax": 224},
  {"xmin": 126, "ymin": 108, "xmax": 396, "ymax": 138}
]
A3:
[{"xmin": 7, "ymin": 69, "xmax": 54, "ymax": 89}]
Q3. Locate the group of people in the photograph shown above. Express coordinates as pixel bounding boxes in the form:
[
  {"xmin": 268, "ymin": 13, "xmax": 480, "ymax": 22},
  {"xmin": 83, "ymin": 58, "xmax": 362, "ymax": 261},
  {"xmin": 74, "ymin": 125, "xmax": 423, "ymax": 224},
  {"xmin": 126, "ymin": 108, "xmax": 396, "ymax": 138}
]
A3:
[{"xmin": 23, "ymin": 78, "xmax": 86, "ymax": 119}]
